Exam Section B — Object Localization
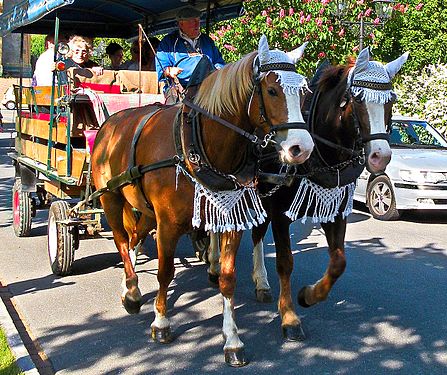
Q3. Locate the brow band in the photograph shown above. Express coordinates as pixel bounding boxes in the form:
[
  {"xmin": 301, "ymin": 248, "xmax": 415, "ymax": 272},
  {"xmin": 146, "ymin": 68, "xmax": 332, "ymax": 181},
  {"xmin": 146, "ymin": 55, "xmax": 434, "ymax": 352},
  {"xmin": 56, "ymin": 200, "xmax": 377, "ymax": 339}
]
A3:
[
  {"xmin": 352, "ymin": 80, "xmax": 393, "ymax": 91},
  {"xmin": 259, "ymin": 62, "xmax": 296, "ymax": 72}
]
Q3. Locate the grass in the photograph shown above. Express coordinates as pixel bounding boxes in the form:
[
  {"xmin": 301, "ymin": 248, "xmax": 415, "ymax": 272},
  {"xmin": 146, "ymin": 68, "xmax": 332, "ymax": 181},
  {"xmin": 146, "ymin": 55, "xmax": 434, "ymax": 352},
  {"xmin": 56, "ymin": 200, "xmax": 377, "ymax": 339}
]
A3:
[{"xmin": 0, "ymin": 326, "xmax": 24, "ymax": 375}]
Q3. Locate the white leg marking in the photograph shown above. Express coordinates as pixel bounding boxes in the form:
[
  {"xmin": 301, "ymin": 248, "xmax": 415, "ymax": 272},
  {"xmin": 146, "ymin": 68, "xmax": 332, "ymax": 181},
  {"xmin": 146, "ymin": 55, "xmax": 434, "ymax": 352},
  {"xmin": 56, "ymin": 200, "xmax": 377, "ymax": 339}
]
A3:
[
  {"xmin": 207, "ymin": 232, "xmax": 220, "ymax": 276},
  {"xmin": 222, "ymin": 296, "xmax": 244, "ymax": 350},
  {"xmin": 129, "ymin": 248, "xmax": 137, "ymax": 269},
  {"xmin": 151, "ymin": 300, "xmax": 170, "ymax": 329},
  {"xmin": 252, "ymin": 241, "xmax": 271, "ymax": 290}
]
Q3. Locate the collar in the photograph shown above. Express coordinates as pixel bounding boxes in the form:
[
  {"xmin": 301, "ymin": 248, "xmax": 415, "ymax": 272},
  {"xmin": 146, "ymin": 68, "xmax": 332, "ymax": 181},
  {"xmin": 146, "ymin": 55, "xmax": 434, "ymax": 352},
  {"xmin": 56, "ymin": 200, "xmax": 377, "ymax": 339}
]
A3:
[{"xmin": 179, "ymin": 29, "xmax": 201, "ymax": 49}]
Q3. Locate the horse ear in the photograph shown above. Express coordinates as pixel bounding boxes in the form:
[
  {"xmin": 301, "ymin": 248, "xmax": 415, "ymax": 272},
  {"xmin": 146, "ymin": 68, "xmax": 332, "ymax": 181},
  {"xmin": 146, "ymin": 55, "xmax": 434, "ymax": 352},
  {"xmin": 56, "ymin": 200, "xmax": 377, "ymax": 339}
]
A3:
[
  {"xmin": 287, "ymin": 41, "xmax": 308, "ymax": 64},
  {"xmin": 258, "ymin": 34, "xmax": 270, "ymax": 65},
  {"xmin": 385, "ymin": 52, "xmax": 409, "ymax": 80},
  {"xmin": 353, "ymin": 47, "xmax": 370, "ymax": 76}
]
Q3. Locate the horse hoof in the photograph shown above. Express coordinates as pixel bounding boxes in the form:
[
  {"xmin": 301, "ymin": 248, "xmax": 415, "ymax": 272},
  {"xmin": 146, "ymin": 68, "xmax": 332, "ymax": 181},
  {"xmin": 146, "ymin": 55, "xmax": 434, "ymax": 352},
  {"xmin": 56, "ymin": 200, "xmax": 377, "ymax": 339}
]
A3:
[
  {"xmin": 297, "ymin": 287, "xmax": 312, "ymax": 308},
  {"xmin": 208, "ymin": 273, "xmax": 219, "ymax": 287},
  {"xmin": 282, "ymin": 324, "xmax": 306, "ymax": 342},
  {"xmin": 151, "ymin": 326, "xmax": 173, "ymax": 344},
  {"xmin": 122, "ymin": 297, "xmax": 141, "ymax": 314},
  {"xmin": 255, "ymin": 289, "xmax": 273, "ymax": 303},
  {"xmin": 224, "ymin": 348, "xmax": 249, "ymax": 367}
]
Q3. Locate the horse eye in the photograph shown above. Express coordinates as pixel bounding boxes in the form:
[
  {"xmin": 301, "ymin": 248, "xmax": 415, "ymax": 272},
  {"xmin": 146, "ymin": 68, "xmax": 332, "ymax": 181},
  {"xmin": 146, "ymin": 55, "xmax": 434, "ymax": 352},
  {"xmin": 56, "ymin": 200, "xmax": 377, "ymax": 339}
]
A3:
[{"xmin": 267, "ymin": 87, "xmax": 278, "ymax": 96}]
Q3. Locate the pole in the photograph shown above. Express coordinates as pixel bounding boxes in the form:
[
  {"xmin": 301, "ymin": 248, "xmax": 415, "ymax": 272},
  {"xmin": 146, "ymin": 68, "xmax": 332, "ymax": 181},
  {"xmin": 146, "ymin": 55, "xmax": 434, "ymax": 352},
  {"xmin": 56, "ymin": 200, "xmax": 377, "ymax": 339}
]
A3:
[{"xmin": 359, "ymin": 16, "xmax": 364, "ymax": 51}]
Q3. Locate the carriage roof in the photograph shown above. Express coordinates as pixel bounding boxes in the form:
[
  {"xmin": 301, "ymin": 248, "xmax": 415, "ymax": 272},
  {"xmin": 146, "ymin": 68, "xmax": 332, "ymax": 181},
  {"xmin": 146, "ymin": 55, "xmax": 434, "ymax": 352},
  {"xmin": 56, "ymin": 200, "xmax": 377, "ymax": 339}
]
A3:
[{"xmin": 0, "ymin": 0, "xmax": 243, "ymax": 38}]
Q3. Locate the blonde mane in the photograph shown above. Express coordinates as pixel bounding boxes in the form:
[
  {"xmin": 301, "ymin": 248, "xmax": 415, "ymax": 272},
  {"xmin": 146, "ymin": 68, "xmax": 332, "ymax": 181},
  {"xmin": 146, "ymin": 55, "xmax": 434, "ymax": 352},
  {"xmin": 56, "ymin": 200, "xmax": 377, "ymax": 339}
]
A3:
[{"xmin": 195, "ymin": 52, "xmax": 257, "ymax": 117}]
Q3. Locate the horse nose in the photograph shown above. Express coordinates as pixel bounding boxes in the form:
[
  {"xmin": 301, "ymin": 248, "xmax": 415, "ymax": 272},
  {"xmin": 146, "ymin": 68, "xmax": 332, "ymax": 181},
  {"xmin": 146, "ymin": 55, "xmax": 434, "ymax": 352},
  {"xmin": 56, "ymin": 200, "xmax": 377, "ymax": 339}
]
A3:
[{"xmin": 289, "ymin": 145, "xmax": 301, "ymax": 158}]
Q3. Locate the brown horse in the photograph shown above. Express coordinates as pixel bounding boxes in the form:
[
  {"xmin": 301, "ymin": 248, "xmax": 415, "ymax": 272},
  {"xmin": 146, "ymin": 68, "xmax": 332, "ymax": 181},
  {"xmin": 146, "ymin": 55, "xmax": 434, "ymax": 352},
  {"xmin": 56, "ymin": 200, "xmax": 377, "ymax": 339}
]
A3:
[
  {"xmin": 91, "ymin": 35, "xmax": 314, "ymax": 366},
  {"xmin": 207, "ymin": 47, "xmax": 409, "ymax": 341}
]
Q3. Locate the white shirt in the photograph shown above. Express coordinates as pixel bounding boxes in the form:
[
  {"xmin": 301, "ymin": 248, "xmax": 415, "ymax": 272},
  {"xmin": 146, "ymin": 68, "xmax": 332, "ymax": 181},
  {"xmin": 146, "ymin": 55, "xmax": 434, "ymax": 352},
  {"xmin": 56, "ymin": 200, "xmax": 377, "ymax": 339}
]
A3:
[{"xmin": 33, "ymin": 48, "xmax": 55, "ymax": 86}]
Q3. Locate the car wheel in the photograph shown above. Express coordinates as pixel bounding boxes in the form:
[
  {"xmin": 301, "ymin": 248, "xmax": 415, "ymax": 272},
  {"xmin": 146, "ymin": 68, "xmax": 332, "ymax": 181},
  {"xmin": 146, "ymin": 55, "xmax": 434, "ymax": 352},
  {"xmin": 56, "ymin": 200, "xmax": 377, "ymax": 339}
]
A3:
[
  {"xmin": 366, "ymin": 175, "xmax": 400, "ymax": 221},
  {"xmin": 5, "ymin": 100, "xmax": 16, "ymax": 110}
]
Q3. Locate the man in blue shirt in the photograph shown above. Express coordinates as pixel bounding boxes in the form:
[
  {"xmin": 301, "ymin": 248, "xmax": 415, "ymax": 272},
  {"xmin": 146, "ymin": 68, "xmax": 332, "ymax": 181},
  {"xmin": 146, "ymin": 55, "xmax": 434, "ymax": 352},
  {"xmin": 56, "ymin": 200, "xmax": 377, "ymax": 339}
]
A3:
[{"xmin": 156, "ymin": 6, "xmax": 225, "ymax": 93}]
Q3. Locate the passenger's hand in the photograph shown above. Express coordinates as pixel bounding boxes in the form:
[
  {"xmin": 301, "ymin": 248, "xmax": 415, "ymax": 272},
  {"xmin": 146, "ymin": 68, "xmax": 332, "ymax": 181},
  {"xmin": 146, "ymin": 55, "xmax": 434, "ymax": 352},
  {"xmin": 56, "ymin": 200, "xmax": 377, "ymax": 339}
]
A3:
[
  {"xmin": 92, "ymin": 66, "xmax": 104, "ymax": 76},
  {"xmin": 164, "ymin": 67, "xmax": 183, "ymax": 78}
]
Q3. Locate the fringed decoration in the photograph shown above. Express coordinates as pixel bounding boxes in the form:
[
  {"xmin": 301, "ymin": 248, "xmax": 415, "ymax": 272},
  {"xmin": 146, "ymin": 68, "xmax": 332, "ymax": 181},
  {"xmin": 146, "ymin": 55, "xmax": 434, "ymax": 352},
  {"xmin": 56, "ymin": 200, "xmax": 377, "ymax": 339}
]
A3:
[
  {"xmin": 275, "ymin": 70, "xmax": 309, "ymax": 96},
  {"xmin": 350, "ymin": 86, "xmax": 395, "ymax": 104},
  {"xmin": 176, "ymin": 165, "xmax": 267, "ymax": 233},
  {"xmin": 285, "ymin": 177, "xmax": 355, "ymax": 224}
]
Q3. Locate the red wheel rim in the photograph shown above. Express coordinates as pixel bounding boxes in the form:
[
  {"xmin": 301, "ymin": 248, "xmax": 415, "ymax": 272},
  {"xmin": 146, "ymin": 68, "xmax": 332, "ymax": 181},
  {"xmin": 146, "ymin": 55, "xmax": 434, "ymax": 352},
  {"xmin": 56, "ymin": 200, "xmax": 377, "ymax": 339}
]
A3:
[{"xmin": 13, "ymin": 190, "xmax": 20, "ymax": 227}]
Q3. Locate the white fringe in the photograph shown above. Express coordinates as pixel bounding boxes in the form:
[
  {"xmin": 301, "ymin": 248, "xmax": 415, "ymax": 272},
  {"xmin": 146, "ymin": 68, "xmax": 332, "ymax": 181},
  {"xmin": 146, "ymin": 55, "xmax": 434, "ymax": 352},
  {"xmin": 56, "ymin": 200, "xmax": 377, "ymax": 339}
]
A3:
[
  {"xmin": 176, "ymin": 166, "xmax": 267, "ymax": 233},
  {"xmin": 351, "ymin": 87, "xmax": 395, "ymax": 104},
  {"xmin": 285, "ymin": 177, "xmax": 355, "ymax": 224}
]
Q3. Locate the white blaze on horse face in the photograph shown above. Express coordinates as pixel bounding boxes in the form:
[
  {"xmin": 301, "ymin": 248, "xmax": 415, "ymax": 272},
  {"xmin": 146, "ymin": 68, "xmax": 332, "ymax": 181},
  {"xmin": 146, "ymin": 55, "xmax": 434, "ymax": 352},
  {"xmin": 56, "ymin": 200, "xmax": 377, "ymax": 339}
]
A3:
[
  {"xmin": 222, "ymin": 296, "xmax": 244, "ymax": 350},
  {"xmin": 365, "ymin": 101, "xmax": 392, "ymax": 173},
  {"xmin": 279, "ymin": 92, "xmax": 314, "ymax": 165}
]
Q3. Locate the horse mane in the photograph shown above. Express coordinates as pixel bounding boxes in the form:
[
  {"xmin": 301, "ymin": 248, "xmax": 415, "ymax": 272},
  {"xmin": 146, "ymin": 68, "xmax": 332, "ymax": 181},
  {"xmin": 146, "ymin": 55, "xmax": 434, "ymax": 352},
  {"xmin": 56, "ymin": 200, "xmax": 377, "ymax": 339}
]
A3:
[
  {"xmin": 317, "ymin": 58, "xmax": 355, "ymax": 96},
  {"xmin": 195, "ymin": 52, "xmax": 257, "ymax": 117}
]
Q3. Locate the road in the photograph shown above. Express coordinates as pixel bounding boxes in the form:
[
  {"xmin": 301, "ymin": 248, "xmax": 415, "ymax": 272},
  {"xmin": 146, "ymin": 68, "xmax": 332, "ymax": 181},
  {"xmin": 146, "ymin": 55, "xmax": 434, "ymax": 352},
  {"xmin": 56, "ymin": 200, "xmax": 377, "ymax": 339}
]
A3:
[{"xmin": 1, "ymin": 111, "xmax": 446, "ymax": 374}]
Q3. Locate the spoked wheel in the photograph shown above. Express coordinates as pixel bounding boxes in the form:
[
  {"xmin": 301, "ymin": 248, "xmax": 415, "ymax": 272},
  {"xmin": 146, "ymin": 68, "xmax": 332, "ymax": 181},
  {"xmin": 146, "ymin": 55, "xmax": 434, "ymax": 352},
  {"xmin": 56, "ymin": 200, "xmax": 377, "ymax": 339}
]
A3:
[
  {"xmin": 48, "ymin": 201, "xmax": 76, "ymax": 276},
  {"xmin": 367, "ymin": 175, "xmax": 400, "ymax": 221},
  {"xmin": 12, "ymin": 179, "xmax": 32, "ymax": 237},
  {"xmin": 191, "ymin": 230, "xmax": 210, "ymax": 264}
]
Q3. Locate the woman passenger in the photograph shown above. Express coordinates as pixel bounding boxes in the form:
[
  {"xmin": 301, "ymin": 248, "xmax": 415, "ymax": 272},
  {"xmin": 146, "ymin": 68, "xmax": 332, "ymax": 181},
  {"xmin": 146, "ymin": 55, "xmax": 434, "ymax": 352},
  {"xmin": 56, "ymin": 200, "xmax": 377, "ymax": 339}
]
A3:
[{"xmin": 66, "ymin": 36, "xmax": 103, "ymax": 75}]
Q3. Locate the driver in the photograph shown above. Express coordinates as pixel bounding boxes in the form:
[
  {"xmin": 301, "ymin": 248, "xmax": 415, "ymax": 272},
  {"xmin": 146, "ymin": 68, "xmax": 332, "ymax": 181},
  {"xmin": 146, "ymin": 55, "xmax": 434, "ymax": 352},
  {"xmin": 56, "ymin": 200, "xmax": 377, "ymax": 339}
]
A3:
[{"xmin": 155, "ymin": 6, "xmax": 225, "ymax": 93}]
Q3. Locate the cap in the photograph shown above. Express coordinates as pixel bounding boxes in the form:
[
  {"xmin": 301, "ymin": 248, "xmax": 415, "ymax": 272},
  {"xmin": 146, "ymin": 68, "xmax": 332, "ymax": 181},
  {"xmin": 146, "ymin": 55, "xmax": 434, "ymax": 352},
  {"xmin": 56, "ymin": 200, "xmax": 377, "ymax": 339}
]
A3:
[{"xmin": 176, "ymin": 6, "xmax": 201, "ymax": 21}]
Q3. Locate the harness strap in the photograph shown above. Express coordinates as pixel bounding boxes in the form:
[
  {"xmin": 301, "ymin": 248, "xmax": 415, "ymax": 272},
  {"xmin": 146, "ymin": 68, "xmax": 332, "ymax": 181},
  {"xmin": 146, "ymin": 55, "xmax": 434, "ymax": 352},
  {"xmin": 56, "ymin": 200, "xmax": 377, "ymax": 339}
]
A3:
[
  {"xmin": 271, "ymin": 122, "xmax": 308, "ymax": 131},
  {"xmin": 362, "ymin": 132, "xmax": 390, "ymax": 142},
  {"xmin": 182, "ymin": 99, "xmax": 262, "ymax": 145}
]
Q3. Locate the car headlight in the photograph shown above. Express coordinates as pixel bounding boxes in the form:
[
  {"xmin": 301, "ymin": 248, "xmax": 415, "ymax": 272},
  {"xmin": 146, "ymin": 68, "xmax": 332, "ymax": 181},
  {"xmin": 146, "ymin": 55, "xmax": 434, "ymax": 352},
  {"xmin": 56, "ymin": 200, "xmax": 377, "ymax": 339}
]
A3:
[{"xmin": 400, "ymin": 170, "xmax": 447, "ymax": 183}]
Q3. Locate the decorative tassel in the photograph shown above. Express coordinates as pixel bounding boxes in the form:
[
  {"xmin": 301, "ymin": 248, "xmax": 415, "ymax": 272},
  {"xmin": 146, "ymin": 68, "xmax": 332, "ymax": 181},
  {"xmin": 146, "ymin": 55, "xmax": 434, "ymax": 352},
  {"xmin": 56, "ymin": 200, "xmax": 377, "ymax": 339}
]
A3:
[{"xmin": 285, "ymin": 178, "xmax": 355, "ymax": 224}]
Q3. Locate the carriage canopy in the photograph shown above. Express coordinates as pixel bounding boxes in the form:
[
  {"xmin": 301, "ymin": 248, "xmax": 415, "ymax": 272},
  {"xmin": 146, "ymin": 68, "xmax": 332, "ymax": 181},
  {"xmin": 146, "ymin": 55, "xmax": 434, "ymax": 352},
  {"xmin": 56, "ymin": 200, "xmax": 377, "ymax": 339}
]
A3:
[{"xmin": 0, "ymin": 0, "xmax": 243, "ymax": 37}]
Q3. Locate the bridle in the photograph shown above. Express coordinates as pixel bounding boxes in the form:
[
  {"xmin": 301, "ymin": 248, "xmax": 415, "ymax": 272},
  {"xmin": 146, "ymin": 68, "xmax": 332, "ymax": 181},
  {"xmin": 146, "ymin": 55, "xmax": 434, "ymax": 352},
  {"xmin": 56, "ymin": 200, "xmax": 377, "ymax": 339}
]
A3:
[{"xmin": 252, "ymin": 58, "xmax": 309, "ymax": 135}]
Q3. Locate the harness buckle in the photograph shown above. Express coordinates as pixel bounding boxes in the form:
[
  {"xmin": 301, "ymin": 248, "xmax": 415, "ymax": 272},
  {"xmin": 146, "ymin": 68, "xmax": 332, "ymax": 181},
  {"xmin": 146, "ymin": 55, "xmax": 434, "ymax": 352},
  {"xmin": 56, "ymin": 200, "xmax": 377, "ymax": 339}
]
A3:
[
  {"xmin": 261, "ymin": 132, "xmax": 276, "ymax": 148},
  {"xmin": 359, "ymin": 151, "xmax": 366, "ymax": 165},
  {"xmin": 188, "ymin": 151, "xmax": 201, "ymax": 164}
]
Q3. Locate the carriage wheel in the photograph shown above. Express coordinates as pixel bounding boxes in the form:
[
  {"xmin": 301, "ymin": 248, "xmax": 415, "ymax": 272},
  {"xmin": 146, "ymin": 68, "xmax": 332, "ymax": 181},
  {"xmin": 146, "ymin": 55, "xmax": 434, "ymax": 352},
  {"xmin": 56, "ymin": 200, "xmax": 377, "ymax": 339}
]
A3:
[
  {"xmin": 12, "ymin": 179, "xmax": 32, "ymax": 237},
  {"xmin": 47, "ymin": 201, "xmax": 76, "ymax": 276},
  {"xmin": 366, "ymin": 175, "xmax": 400, "ymax": 221},
  {"xmin": 191, "ymin": 230, "xmax": 210, "ymax": 264}
]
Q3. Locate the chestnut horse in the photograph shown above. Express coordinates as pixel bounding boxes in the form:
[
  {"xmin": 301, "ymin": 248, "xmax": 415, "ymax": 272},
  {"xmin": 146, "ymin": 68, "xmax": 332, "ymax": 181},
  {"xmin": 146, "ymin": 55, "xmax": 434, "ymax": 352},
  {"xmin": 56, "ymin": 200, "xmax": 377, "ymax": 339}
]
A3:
[
  {"xmin": 91, "ymin": 35, "xmax": 314, "ymax": 366},
  {"xmin": 207, "ymin": 47, "xmax": 409, "ymax": 340}
]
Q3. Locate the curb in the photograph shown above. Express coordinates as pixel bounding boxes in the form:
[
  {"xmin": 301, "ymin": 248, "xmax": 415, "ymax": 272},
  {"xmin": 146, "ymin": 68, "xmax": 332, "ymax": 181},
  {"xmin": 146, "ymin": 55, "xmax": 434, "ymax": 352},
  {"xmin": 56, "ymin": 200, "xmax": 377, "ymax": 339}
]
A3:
[{"xmin": 0, "ymin": 292, "xmax": 39, "ymax": 374}]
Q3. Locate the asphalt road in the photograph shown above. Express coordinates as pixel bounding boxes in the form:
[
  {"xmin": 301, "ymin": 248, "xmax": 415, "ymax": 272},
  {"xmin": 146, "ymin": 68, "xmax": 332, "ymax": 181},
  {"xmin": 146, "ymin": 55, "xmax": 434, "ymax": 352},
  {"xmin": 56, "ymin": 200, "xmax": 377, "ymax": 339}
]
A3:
[{"xmin": 0, "ymin": 111, "xmax": 446, "ymax": 374}]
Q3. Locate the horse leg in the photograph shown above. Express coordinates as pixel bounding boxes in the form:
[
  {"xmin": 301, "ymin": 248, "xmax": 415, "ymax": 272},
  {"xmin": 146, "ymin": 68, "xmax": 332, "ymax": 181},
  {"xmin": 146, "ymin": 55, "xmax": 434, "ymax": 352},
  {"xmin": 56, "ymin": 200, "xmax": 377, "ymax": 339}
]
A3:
[
  {"xmin": 150, "ymin": 222, "xmax": 179, "ymax": 344},
  {"xmin": 127, "ymin": 213, "xmax": 156, "ymax": 268},
  {"xmin": 207, "ymin": 232, "xmax": 220, "ymax": 286},
  {"xmin": 298, "ymin": 215, "xmax": 347, "ymax": 307},
  {"xmin": 271, "ymin": 216, "xmax": 305, "ymax": 341},
  {"xmin": 219, "ymin": 231, "xmax": 248, "ymax": 367},
  {"xmin": 251, "ymin": 220, "xmax": 273, "ymax": 303},
  {"xmin": 101, "ymin": 194, "xmax": 142, "ymax": 314}
]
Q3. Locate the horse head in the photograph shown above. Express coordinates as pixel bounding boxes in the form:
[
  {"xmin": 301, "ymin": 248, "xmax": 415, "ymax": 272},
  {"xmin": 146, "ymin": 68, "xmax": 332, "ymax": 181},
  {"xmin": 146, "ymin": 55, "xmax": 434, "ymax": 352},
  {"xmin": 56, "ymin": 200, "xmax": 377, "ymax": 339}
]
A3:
[
  {"xmin": 346, "ymin": 47, "xmax": 409, "ymax": 173},
  {"xmin": 253, "ymin": 35, "xmax": 314, "ymax": 164},
  {"xmin": 195, "ymin": 35, "xmax": 314, "ymax": 167}
]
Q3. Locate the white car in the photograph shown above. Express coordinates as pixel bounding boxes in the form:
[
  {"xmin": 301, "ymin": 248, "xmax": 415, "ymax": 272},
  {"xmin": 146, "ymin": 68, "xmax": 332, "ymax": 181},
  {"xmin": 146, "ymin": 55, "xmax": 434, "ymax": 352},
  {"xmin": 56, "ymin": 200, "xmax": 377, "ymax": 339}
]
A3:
[{"xmin": 354, "ymin": 116, "xmax": 447, "ymax": 220}]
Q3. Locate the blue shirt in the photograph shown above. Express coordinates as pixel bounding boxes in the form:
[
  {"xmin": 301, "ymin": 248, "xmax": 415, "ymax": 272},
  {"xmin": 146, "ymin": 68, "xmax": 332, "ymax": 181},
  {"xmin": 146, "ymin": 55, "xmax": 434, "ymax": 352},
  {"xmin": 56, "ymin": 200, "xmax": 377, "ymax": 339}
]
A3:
[{"xmin": 156, "ymin": 31, "xmax": 225, "ymax": 89}]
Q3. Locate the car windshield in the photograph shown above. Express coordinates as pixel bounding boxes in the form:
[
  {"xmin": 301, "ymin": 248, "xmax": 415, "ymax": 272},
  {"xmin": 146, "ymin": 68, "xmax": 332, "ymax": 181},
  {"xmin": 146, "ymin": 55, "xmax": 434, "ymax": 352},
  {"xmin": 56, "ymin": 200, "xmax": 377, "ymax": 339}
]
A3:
[{"xmin": 390, "ymin": 120, "xmax": 447, "ymax": 148}]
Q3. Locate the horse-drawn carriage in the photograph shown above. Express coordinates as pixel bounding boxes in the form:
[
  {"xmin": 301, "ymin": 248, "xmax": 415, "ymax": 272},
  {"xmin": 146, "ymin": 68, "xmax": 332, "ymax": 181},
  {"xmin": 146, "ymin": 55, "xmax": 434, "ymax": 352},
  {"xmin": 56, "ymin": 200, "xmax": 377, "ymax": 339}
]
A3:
[
  {"xmin": 2, "ymin": 0, "xmax": 242, "ymax": 275},
  {"xmin": 1, "ymin": 0, "xmax": 409, "ymax": 367}
]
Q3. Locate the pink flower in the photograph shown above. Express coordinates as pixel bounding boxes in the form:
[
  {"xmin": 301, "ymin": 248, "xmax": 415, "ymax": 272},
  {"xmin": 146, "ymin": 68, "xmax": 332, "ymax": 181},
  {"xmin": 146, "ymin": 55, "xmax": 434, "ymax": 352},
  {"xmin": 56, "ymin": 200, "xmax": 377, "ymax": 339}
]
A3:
[
  {"xmin": 210, "ymin": 33, "xmax": 218, "ymax": 41},
  {"xmin": 352, "ymin": 46, "xmax": 359, "ymax": 52},
  {"xmin": 289, "ymin": 7, "xmax": 295, "ymax": 16},
  {"xmin": 300, "ymin": 15, "xmax": 305, "ymax": 24},
  {"xmin": 338, "ymin": 28, "xmax": 345, "ymax": 37},
  {"xmin": 266, "ymin": 17, "xmax": 272, "ymax": 26},
  {"xmin": 364, "ymin": 8, "xmax": 372, "ymax": 17},
  {"xmin": 357, "ymin": 11, "xmax": 364, "ymax": 20},
  {"xmin": 328, "ymin": 25, "xmax": 334, "ymax": 32},
  {"xmin": 415, "ymin": 3, "xmax": 424, "ymax": 10},
  {"xmin": 224, "ymin": 44, "xmax": 237, "ymax": 52},
  {"xmin": 369, "ymin": 32, "xmax": 375, "ymax": 39},
  {"xmin": 283, "ymin": 31, "xmax": 289, "ymax": 39},
  {"xmin": 279, "ymin": 8, "xmax": 285, "ymax": 18},
  {"xmin": 315, "ymin": 18, "xmax": 323, "ymax": 27},
  {"xmin": 321, "ymin": 0, "xmax": 330, "ymax": 4},
  {"xmin": 299, "ymin": 11, "xmax": 304, "ymax": 17},
  {"xmin": 373, "ymin": 17, "xmax": 380, "ymax": 25},
  {"xmin": 319, "ymin": 8, "xmax": 325, "ymax": 15},
  {"xmin": 318, "ymin": 52, "xmax": 326, "ymax": 59},
  {"xmin": 261, "ymin": 10, "xmax": 268, "ymax": 17},
  {"xmin": 330, "ymin": 44, "xmax": 337, "ymax": 50},
  {"xmin": 356, "ymin": 0, "xmax": 365, "ymax": 4},
  {"xmin": 240, "ymin": 18, "xmax": 248, "ymax": 25},
  {"xmin": 306, "ymin": 14, "xmax": 311, "ymax": 22}
]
